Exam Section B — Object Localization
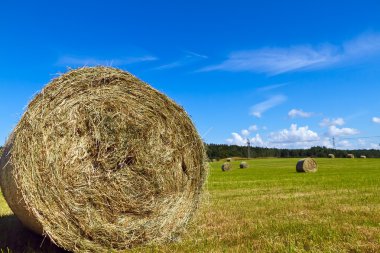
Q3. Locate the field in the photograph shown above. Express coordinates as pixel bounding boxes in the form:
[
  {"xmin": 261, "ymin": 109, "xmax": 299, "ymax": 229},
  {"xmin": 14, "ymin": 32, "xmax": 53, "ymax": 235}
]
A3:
[{"xmin": 1, "ymin": 158, "xmax": 380, "ymax": 252}]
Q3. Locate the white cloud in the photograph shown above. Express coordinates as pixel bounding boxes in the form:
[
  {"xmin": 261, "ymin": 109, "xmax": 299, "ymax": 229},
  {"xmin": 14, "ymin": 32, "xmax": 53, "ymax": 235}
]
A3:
[
  {"xmin": 288, "ymin": 109, "xmax": 313, "ymax": 118},
  {"xmin": 372, "ymin": 117, "xmax": 380, "ymax": 124},
  {"xmin": 337, "ymin": 140, "xmax": 353, "ymax": 149},
  {"xmin": 226, "ymin": 132, "xmax": 265, "ymax": 147},
  {"xmin": 200, "ymin": 33, "xmax": 380, "ymax": 75},
  {"xmin": 269, "ymin": 124, "xmax": 320, "ymax": 145},
  {"xmin": 57, "ymin": 55, "xmax": 157, "ymax": 67},
  {"xmin": 349, "ymin": 139, "xmax": 380, "ymax": 150},
  {"xmin": 250, "ymin": 95, "xmax": 287, "ymax": 118},
  {"xmin": 320, "ymin": 117, "xmax": 345, "ymax": 127},
  {"xmin": 241, "ymin": 129, "xmax": 250, "ymax": 136},
  {"xmin": 327, "ymin": 125, "xmax": 359, "ymax": 137},
  {"xmin": 250, "ymin": 134, "xmax": 265, "ymax": 147},
  {"xmin": 358, "ymin": 139, "xmax": 366, "ymax": 146},
  {"xmin": 248, "ymin": 125, "xmax": 258, "ymax": 131},
  {"xmin": 226, "ymin": 132, "xmax": 248, "ymax": 146}
]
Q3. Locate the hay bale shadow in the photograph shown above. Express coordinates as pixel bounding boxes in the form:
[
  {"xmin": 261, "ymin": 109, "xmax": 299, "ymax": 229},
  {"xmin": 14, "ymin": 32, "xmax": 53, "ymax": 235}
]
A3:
[{"xmin": 0, "ymin": 215, "xmax": 67, "ymax": 253}]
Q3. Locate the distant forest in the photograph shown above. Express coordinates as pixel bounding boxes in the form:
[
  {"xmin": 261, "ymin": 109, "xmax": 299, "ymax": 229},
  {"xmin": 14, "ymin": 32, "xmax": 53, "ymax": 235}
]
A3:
[
  {"xmin": 1, "ymin": 145, "xmax": 380, "ymax": 160},
  {"xmin": 206, "ymin": 144, "xmax": 380, "ymax": 159}
]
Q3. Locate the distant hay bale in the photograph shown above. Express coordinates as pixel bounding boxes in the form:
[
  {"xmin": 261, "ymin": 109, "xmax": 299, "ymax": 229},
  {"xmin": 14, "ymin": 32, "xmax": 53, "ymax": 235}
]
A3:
[
  {"xmin": 328, "ymin": 154, "xmax": 335, "ymax": 158},
  {"xmin": 221, "ymin": 162, "xmax": 231, "ymax": 171},
  {"xmin": 239, "ymin": 162, "xmax": 248, "ymax": 169},
  {"xmin": 347, "ymin": 154, "xmax": 355, "ymax": 158},
  {"xmin": 0, "ymin": 67, "xmax": 208, "ymax": 252},
  {"xmin": 296, "ymin": 158, "xmax": 318, "ymax": 173},
  {"xmin": 360, "ymin": 155, "xmax": 367, "ymax": 159},
  {"xmin": 212, "ymin": 159, "xmax": 217, "ymax": 162},
  {"xmin": 226, "ymin": 158, "xmax": 232, "ymax": 162}
]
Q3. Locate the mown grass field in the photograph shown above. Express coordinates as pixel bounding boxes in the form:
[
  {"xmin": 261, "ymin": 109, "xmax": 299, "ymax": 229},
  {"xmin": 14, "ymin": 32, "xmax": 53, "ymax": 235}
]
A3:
[{"xmin": 1, "ymin": 158, "xmax": 380, "ymax": 252}]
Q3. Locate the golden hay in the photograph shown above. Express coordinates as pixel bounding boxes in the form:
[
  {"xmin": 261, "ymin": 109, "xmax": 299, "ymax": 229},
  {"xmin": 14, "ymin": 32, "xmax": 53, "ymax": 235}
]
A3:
[
  {"xmin": 296, "ymin": 158, "xmax": 318, "ymax": 173},
  {"xmin": 328, "ymin": 154, "xmax": 335, "ymax": 158},
  {"xmin": 221, "ymin": 162, "xmax": 231, "ymax": 171},
  {"xmin": 347, "ymin": 154, "xmax": 355, "ymax": 158},
  {"xmin": 360, "ymin": 155, "xmax": 367, "ymax": 159},
  {"xmin": 0, "ymin": 67, "xmax": 208, "ymax": 252},
  {"xmin": 239, "ymin": 162, "xmax": 248, "ymax": 169}
]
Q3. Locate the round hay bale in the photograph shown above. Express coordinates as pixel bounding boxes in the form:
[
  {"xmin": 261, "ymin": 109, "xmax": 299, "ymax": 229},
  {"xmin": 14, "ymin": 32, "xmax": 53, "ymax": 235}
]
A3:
[
  {"xmin": 296, "ymin": 158, "xmax": 318, "ymax": 173},
  {"xmin": 0, "ymin": 67, "xmax": 208, "ymax": 252},
  {"xmin": 226, "ymin": 158, "xmax": 232, "ymax": 162},
  {"xmin": 328, "ymin": 154, "xmax": 335, "ymax": 158},
  {"xmin": 360, "ymin": 155, "xmax": 367, "ymax": 159},
  {"xmin": 221, "ymin": 162, "xmax": 231, "ymax": 171},
  {"xmin": 347, "ymin": 154, "xmax": 355, "ymax": 158},
  {"xmin": 239, "ymin": 162, "xmax": 248, "ymax": 169}
]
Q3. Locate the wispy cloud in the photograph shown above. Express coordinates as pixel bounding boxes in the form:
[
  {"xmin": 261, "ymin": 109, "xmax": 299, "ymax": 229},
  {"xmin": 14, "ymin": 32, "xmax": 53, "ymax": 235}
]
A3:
[
  {"xmin": 257, "ymin": 83, "xmax": 288, "ymax": 92},
  {"xmin": 57, "ymin": 55, "xmax": 157, "ymax": 67},
  {"xmin": 183, "ymin": 50, "xmax": 208, "ymax": 59},
  {"xmin": 288, "ymin": 109, "xmax": 313, "ymax": 118},
  {"xmin": 154, "ymin": 50, "xmax": 207, "ymax": 70},
  {"xmin": 200, "ymin": 32, "xmax": 380, "ymax": 75},
  {"xmin": 250, "ymin": 95, "xmax": 287, "ymax": 118}
]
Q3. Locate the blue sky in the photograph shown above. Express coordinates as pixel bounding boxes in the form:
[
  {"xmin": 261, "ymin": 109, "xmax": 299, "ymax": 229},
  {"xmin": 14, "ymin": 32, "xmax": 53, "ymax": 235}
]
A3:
[{"xmin": 1, "ymin": 0, "xmax": 380, "ymax": 149}]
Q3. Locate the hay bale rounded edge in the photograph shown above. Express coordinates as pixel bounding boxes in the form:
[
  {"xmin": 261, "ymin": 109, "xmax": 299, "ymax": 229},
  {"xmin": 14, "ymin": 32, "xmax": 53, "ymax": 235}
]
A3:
[
  {"xmin": 0, "ymin": 67, "xmax": 208, "ymax": 252},
  {"xmin": 296, "ymin": 158, "xmax": 318, "ymax": 173},
  {"xmin": 221, "ymin": 162, "xmax": 231, "ymax": 171},
  {"xmin": 239, "ymin": 162, "xmax": 248, "ymax": 169}
]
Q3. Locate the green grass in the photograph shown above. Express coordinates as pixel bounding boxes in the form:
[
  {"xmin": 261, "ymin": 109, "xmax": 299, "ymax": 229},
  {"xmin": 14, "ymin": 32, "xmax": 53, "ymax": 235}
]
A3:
[{"xmin": 1, "ymin": 158, "xmax": 380, "ymax": 252}]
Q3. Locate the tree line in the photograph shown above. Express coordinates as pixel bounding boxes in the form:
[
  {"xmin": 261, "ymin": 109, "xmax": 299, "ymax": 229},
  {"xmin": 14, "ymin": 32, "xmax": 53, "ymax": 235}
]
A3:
[
  {"xmin": 206, "ymin": 144, "xmax": 380, "ymax": 159},
  {"xmin": 2, "ymin": 145, "xmax": 380, "ymax": 160}
]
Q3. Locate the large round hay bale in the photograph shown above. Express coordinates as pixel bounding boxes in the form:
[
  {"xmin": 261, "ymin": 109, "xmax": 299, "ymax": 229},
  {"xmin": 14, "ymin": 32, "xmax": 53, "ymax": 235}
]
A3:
[
  {"xmin": 239, "ymin": 162, "xmax": 248, "ymax": 169},
  {"xmin": 360, "ymin": 155, "xmax": 367, "ymax": 159},
  {"xmin": 0, "ymin": 67, "xmax": 208, "ymax": 252},
  {"xmin": 347, "ymin": 154, "xmax": 355, "ymax": 158},
  {"xmin": 221, "ymin": 162, "xmax": 231, "ymax": 171},
  {"xmin": 328, "ymin": 154, "xmax": 335, "ymax": 158},
  {"xmin": 296, "ymin": 158, "xmax": 318, "ymax": 173},
  {"xmin": 226, "ymin": 158, "xmax": 232, "ymax": 162}
]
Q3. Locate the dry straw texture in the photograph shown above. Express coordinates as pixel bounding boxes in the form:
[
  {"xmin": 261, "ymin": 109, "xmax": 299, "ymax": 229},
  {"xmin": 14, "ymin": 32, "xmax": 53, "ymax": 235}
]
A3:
[
  {"xmin": 296, "ymin": 158, "xmax": 318, "ymax": 173},
  {"xmin": 0, "ymin": 67, "xmax": 208, "ymax": 252},
  {"xmin": 239, "ymin": 162, "xmax": 248, "ymax": 169},
  {"xmin": 347, "ymin": 154, "xmax": 355, "ymax": 158},
  {"xmin": 328, "ymin": 154, "xmax": 335, "ymax": 158},
  {"xmin": 360, "ymin": 155, "xmax": 367, "ymax": 159},
  {"xmin": 221, "ymin": 163, "xmax": 231, "ymax": 171}
]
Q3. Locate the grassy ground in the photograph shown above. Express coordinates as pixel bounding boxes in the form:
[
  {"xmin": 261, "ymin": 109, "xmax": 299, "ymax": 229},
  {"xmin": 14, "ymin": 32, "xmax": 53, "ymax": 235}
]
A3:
[{"xmin": 1, "ymin": 158, "xmax": 380, "ymax": 252}]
